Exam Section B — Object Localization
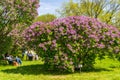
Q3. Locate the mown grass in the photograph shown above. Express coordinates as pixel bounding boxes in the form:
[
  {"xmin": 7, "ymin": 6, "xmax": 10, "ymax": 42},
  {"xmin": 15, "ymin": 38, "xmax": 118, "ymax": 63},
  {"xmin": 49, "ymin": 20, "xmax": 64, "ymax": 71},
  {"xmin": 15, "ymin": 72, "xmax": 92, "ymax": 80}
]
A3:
[{"xmin": 0, "ymin": 57, "xmax": 120, "ymax": 80}]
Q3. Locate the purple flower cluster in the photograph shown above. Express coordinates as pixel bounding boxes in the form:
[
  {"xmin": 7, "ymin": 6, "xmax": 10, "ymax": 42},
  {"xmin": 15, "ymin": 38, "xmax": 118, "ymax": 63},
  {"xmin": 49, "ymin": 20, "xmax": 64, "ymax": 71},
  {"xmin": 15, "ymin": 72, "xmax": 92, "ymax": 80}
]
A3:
[
  {"xmin": 15, "ymin": 0, "xmax": 39, "ymax": 13},
  {"xmin": 23, "ymin": 22, "xmax": 48, "ymax": 41}
]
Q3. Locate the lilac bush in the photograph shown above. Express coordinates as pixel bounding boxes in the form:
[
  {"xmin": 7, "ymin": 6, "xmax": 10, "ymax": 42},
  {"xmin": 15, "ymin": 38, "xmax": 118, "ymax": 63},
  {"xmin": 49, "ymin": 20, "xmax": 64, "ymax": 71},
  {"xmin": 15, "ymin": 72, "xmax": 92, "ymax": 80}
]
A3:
[
  {"xmin": 0, "ymin": 0, "xmax": 39, "ymax": 54},
  {"xmin": 23, "ymin": 16, "xmax": 120, "ymax": 72}
]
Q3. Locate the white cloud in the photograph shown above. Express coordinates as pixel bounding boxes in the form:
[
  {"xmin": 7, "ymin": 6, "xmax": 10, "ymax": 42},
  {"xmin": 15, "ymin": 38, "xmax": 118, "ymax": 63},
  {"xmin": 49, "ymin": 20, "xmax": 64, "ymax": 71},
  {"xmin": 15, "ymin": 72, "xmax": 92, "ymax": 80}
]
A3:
[
  {"xmin": 37, "ymin": 2, "xmax": 59, "ymax": 15},
  {"xmin": 37, "ymin": 0, "xmax": 77, "ymax": 16}
]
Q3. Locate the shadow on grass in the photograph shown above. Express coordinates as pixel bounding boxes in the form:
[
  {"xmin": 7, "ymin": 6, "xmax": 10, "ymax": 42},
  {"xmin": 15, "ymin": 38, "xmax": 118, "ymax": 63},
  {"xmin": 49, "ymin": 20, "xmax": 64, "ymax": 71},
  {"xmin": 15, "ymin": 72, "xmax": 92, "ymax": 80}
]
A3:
[
  {"xmin": 1, "ymin": 64, "xmax": 69, "ymax": 75},
  {"xmin": 1, "ymin": 64, "xmax": 112, "ymax": 75},
  {"xmin": 80, "ymin": 67, "xmax": 112, "ymax": 73}
]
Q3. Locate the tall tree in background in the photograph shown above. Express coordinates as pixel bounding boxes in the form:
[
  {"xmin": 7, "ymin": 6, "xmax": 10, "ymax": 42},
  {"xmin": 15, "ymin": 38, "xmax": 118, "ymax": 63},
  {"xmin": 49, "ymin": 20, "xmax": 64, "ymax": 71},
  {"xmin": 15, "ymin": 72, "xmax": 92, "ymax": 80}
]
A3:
[
  {"xmin": 34, "ymin": 14, "xmax": 57, "ymax": 23},
  {"xmin": 0, "ymin": 0, "xmax": 39, "ymax": 54},
  {"xmin": 57, "ymin": 0, "xmax": 79, "ymax": 17},
  {"xmin": 57, "ymin": 0, "xmax": 120, "ymax": 27}
]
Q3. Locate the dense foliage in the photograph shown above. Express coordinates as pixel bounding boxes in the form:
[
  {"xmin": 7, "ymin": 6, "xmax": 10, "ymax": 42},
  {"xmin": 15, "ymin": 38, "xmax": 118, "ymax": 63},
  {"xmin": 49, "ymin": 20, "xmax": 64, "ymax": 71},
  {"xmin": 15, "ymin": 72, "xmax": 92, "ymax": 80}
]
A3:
[
  {"xmin": 0, "ymin": 0, "xmax": 39, "ymax": 54},
  {"xmin": 23, "ymin": 16, "xmax": 120, "ymax": 72}
]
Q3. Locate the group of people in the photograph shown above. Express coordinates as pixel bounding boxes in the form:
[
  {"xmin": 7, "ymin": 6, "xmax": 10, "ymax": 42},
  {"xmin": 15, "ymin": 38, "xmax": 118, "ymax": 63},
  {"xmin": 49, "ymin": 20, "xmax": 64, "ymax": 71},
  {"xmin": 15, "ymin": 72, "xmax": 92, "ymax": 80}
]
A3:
[
  {"xmin": 3, "ymin": 53, "xmax": 22, "ymax": 66},
  {"xmin": 1, "ymin": 49, "xmax": 39, "ymax": 66},
  {"xmin": 22, "ymin": 49, "xmax": 39, "ymax": 61}
]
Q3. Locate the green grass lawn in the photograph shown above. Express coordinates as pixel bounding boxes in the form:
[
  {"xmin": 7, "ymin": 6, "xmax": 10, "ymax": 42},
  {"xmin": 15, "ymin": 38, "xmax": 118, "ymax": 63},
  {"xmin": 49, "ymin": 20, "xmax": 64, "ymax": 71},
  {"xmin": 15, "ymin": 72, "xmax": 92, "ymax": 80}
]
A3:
[{"xmin": 0, "ymin": 57, "xmax": 120, "ymax": 80}]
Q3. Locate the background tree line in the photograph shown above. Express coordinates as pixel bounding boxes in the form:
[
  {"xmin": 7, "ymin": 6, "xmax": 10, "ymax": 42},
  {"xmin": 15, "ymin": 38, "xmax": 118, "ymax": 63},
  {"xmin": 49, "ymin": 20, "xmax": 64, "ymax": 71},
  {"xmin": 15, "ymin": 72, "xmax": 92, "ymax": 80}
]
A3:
[{"xmin": 57, "ymin": 0, "xmax": 120, "ymax": 27}]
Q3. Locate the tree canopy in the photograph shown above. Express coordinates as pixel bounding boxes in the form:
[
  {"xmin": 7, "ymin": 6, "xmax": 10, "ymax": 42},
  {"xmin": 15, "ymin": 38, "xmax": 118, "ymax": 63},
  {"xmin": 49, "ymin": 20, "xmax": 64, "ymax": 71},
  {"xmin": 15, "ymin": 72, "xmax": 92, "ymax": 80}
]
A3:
[
  {"xmin": 34, "ymin": 14, "xmax": 57, "ymax": 23},
  {"xmin": 0, "ymin": 0, "xmax": 39, "ymax": 54},
  {"xmin": 57, "ymin": 0, "xmax": 120, "ymax": 27}
]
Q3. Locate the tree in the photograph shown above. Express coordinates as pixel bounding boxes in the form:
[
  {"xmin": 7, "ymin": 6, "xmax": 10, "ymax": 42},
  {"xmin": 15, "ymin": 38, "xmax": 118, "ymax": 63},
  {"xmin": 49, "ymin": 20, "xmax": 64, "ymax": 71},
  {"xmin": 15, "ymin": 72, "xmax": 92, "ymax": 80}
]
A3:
[
  {"xmin": 23, "ymin": 16, "xmax": 120, "ymax": 72},
  {"xmin": 0, "ymin": 0, "xmax": 39, "ymax": 54},
  {"xmin": 57, "ymin": 0, "xmax": 79, "ymax": 17},
  {"xmin": 57, "ymin": 0, "xmax": 120, "ymax": 26},
  {"xmin": 34, "ymin": 14, "xmax": 57, "ymax": 23}
]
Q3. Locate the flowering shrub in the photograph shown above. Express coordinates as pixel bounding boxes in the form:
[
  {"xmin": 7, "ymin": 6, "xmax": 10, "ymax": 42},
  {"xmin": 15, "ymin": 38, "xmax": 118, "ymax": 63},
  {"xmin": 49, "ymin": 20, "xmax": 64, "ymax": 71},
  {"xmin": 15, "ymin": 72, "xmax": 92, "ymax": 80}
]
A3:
[
  {"xmin": 23, "ymin": 16, "xmax": 120, "ymax": 72},
  {"xmin": 0, "ymin": 0, "xmax": 39, "ymax": 54}
]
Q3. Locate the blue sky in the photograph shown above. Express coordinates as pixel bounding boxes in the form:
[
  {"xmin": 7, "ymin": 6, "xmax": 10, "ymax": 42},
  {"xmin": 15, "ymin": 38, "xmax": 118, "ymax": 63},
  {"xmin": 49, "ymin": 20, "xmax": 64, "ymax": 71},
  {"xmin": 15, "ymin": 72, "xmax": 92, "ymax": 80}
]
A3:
[{"xmin": 37, "ymin": 0, "xmax": 77, "ymax": 16}]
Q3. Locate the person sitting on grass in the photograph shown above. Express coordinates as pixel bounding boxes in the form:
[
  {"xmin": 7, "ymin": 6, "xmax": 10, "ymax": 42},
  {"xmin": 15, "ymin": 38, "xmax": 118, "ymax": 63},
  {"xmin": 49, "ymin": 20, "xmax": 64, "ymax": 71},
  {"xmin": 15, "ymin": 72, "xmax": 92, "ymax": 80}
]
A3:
[
  {"xmin": 15, "ymin": 56, "xmax": 22, "ymax": 65},
  {"xmin": 4, "ymin": 53, "xmax": 22, "ymax": 66},
  {"xmin": 5, "ymin": 53, "xmax": 13, "ymax": 65}
]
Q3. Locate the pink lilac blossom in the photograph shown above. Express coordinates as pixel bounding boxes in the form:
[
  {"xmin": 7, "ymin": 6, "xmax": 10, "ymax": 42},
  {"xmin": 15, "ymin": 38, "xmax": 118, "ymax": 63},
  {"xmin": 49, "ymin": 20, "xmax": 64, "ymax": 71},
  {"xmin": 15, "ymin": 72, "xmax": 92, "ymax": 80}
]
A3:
[{"xmin": 24, "ymin": 16, "xmax": 120, "ymax": 52}]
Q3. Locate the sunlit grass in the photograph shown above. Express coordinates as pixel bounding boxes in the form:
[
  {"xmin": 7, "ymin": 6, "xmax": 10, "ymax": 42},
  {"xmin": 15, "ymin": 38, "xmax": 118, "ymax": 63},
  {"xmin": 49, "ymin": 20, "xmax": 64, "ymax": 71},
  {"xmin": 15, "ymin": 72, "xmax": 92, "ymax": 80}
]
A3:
[{"xmin": 0, "ymin": 57, "xmax": 120, "ymax": 80}]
